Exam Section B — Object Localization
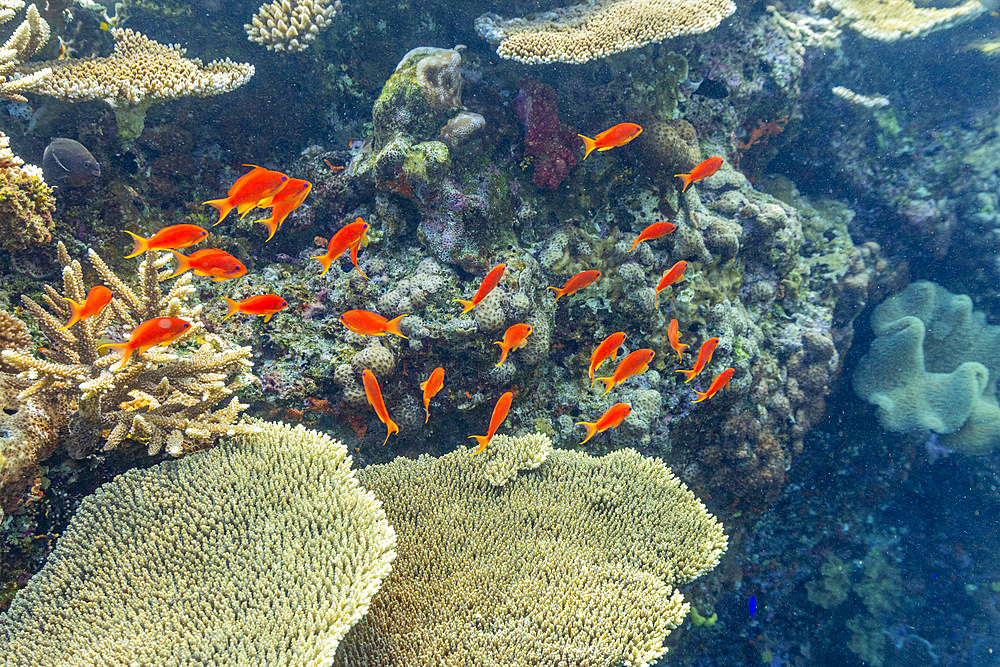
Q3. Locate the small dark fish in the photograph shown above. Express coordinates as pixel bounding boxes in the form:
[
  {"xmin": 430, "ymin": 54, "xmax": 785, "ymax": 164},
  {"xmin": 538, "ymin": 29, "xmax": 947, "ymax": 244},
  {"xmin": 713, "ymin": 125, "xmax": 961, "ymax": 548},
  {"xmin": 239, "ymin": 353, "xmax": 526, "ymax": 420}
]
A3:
[
  {"xmin": 43, "ymin": 138, "xmax": 101, "ymax": 187},
  {"xmin": 749, "ymin": 595, "xmax": 757, "ymax": 618},
  {"xmin": 690, "ymin": 78, "xmax": 729, "ymax": 100}
]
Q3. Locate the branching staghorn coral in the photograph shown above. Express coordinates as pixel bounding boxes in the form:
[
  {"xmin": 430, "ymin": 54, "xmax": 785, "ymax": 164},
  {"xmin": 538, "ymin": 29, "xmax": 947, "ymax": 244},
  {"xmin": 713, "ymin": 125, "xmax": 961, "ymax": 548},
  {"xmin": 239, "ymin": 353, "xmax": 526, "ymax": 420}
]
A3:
[
  {"xmin": 16, "ymin": 27, "xmax": 254, "ymax": 140},
  {"xmin": 338, "ymin": 432, "xmax": 728, "ymax": 666},
  {"xmin": 0, "ymin": 421, "xmax": 398, "ymax": 665},
  {"xmin": 1, "ymin": 242, "xmax": 259, "ymax": 467},
  {"xmin": 0, "ymin": 1, "xmax": 51, "ymax": 102}
]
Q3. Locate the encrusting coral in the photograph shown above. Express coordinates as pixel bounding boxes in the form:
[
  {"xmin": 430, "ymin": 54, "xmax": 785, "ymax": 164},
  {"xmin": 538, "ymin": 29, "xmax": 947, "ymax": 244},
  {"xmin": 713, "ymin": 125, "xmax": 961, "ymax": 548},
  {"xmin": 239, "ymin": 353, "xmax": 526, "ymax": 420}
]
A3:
[
  {"xmin": 853, "ymin": 280, "xmax": 1000, "ymax": 455},
  {"xmin": 475, "ymin": 0, "xmax": 736, "ymax": 64},
  {"xmin": 0, "ymin": 421, "xmax": 398, "ymax": 666},
  {"xmin": 1, "ymin": 242, "xmax": 258, "ymax": 474},
  {"xmin": 337, "ymin": 432, "xmax": 727, "ymax": 666},
  {"xmin": 17, "ymin": 27, "xmax": 254, "ymax": 139},
  {"xmin": 0, "ymin": 131, "xmax": 55, "ymax": 251}
]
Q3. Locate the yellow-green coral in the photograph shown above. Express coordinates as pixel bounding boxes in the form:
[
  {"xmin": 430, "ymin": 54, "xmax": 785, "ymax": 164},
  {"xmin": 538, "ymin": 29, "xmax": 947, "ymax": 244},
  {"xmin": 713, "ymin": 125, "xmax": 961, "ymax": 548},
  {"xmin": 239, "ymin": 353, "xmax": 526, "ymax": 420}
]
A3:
[{"xmin": 0, "ymin": 163, "xmax": 55, "ymax": 250}]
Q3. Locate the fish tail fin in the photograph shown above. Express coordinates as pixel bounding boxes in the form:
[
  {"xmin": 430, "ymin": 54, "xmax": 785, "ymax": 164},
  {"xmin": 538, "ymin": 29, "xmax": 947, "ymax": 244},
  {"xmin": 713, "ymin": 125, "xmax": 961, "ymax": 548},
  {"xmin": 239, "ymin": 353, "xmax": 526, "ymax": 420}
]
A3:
[
  {"xmin": 123, "ymin": 230, "xmax": 150, "ymax": 258},
  {"xmin": 494, "ymin": 342, "xmax": 508, "ymax": 367},
  {"xmin": 674, "ymin": 172, "xmax": 694, "ymax": 193},
  {"xmin": 692, "ymin": 389, "xmax": 710, "ymax": 404},
  {"xmin": 202, "ymin": 197, "xmax": 234, "ymax": 226},
  {"xmin": 676, "ymin": 368, "xmax": 698, "ymax": 383},
  {"xmin": 578, "ymin": 134, "xmax": 597, "ymax": 160},
  {"xmin": 384, "ymin": 314, "xmax": 409, "ymax": 339},
  {"xmin": 468, "ymin": 434, "xmax": 490, "ymax": 456},
  {"xmin": 57, "ymin": 297, "xmax": 83, "ymax": 330},
  {"xmin": 166, "ymin": 250, "xmax": 191, "ymax": 278},
  {"xmin": 546, "ymin": 286, "xmax": 566, "ymax": 302},
  {"xmin": 314, "ymin": 251, "xmax": 334, "ymax": 277},
  {"xmin": 96, "ymin": 342, "xmax": 132, "ymax": 371},
  {"xmin": 221, "ymin": 297, "xmax": 241, "ymax": 321},
  {"xmin": 596, "ymin": 376, "xmax": 616, "ymax": 397},
  {"xmin": 576, "ymin": 420, "xmax": 598, "ymax": 445},
  {"xmin": 381, "ymin": 418, "xmax": 398, "ymax": 446},
  {"xmin": 452, "ymin": 298, "xmax": 476, "ymax": 315}
]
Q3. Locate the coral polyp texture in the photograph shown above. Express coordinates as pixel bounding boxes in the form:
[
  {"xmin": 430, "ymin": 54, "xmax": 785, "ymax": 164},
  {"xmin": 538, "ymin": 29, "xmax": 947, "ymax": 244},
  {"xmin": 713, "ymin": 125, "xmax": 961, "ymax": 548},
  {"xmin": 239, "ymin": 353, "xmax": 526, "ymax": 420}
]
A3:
[
  {"xmin": 0, "ymin": 131, "xmax": 55, "ymax": 250},
  {"xmin": 853, "ymin": 281, "xmax": 1000, "ymax": 455},
  {"xmin": 814, "ymin": 0, "xmax": 985, "ymax": 41},
  {"xmin": 335, "ymin": 433, "xmax": 727, "ymax": 666},
  {"xmin": 17, "ymin": 27, "xmax": 254, "ymax": 139},
  {"xmin": 245, "ymin": 0, "xmax": 342, "ymax": 52},
  {"xmin": 0, "ymin": 2, "xmax": 50, "ymax": 102},
  {"xmin": 0, "ymin": 242, "xmax": 258, "ymax": 514},
  {"xmin": 0, "ymin": 421, "xmax": 398, "ymax": 666},
  {"xmin": 475, "ymin": 0, "xmax": 736, "ymax": 64}
]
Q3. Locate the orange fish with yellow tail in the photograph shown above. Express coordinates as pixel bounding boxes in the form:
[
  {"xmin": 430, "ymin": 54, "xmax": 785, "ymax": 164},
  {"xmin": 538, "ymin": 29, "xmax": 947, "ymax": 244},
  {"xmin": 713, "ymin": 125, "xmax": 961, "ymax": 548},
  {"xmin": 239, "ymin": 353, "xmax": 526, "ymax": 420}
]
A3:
[
  {"xmin": 314, "ymin": 218, "xmax": 369, "ymax": 277},
  {"xmin": 58, "ymin": 285, "xmax": 113, "ymax": 331},
  {"xmin": 123, "ymin": 224, "xmax": 207, "ymax": 258},
  {"xmin": 677, "ymin": 337, "xmax": 720, "ymax": 383},
  {"xmin": 667, "ymin": 319, "xmax": 689, "ymax": 363},
  {"xmin": 221, "ymin": 294, "xmax": 288, "ymax": 322},
  {"xmin": 362, "ymin": 369, "xmax": 398, "ymax": 446},
  {"xmin": 340, "ymin": 309, "xmax": 408, "ymax": 338},
  {"xmin": 454, "ymin": 263, "xmax": 505, "ymax": 315},
  {"xmin": 654, "ymin": 261, "xmax": 687, "ymax": 309},
  {"xmin": 578, "ymin": 123, "xmax": 643, "ymax": 160},
  {"xmin": 588, "ymin": 332, "xmax": 626, "ymax": 386},
  {"xmin": 97, "ymin": 316, "xmax": 192, "ymax": 371},
  {"xmin": 675, "ymin": 157, "xmax": 723, "ymax": 193},
  {"xmin": 494, "ymin": 323, "xmax": 532, "ymax": 367},
  {"xmin": 255, "ymin": 178, "xmax": 312, "ymax": 242},
  {"xmin": 167, "ymin": 249, "xmax": 247, "ymax": 282},
  {"xmin": 596, "ymin": 348, "xmax": 655, "ymax": 397},
  {"xmin": 693, "ymin": 367, "xmax": 735, "ymax": 403},
  {"xmin": 202, "ymin": 165, "xmax": 288, "ymax": 225},
  {"xmin": 577, "ymin": 402, "xmax": 632, "ymax": 444},
  {"xmin": 548, "ymin": 269, "xmax": 601, "ymax": 303},
  {"xmin": 420, "ymin": 367, "xmax": 445, "ymax": 424},
  {"xmin": 627, "ymin": 221, "xmax": 676, "ymax": 253},
  {"xmin": 469, "ymin": 391, "xmax": 513, "ymax": 456}
]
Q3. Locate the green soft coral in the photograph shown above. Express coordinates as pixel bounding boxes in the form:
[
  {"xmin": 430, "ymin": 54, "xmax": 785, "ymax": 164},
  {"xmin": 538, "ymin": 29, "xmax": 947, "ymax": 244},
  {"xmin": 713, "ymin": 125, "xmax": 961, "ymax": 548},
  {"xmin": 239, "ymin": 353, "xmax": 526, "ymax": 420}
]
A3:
[{"xmin": 853, "ymin": 281, "xmax": 1000, "ymax": 454}]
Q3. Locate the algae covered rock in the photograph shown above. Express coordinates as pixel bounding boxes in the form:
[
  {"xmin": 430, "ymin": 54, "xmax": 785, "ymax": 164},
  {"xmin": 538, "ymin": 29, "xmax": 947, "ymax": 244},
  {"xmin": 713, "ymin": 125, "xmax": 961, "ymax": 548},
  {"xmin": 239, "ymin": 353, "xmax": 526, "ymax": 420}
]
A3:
[{"xmin": 853, "ymin": 280, "xmax": 1000, "ymax": 454}]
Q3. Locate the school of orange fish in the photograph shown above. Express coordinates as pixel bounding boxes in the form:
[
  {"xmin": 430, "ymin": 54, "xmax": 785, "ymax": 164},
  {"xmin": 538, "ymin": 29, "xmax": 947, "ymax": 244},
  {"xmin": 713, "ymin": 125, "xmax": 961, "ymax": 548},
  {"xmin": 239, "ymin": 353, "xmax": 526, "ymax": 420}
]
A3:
[{"xmin": 61, "ymin": 125, "xmax": 733, "ymax": 455}]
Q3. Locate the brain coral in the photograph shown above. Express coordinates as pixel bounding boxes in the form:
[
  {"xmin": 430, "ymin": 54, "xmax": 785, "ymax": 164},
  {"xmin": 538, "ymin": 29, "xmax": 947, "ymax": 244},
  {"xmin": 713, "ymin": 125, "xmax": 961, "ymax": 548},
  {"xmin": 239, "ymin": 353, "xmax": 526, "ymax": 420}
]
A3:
[
  {"xmin": 853, "ymin": 281, "xmax": 1000, "ymax": 454},
  {"xmin": 336, "ymin": 432, "xmax": 727, "ymax": 666},
  {"xmin": 0, "ymin": 421, "xmax": 397, "ymax": 665}
]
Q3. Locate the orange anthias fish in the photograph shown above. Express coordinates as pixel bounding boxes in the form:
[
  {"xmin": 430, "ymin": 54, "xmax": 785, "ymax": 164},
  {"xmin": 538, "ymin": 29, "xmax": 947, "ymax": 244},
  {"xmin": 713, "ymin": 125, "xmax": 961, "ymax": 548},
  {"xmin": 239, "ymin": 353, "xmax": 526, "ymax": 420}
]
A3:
[
  {"xmin": 469, "ymin": 391, "xmax": 513, "ymax": 456},
  {"xmin": 255, "ymin": 178, "xmax": 312, "ymax": 242},
  {"xmin": 667, "ymin": 319, "xmax": 689, "ymax": 363},
  {"xmin": 588, "ymin": 332, "xmax": 626, "ymax": 386},
  {"xmin": 202, "ymin": 165, "xmax": 288, "ymax": 225},
  {"xmin": 222, "ymin": 294, "xmax": 288, "ymax": 322},
  {"xmin": 578, "ymin": 123, "xmax": 643, "ymax": 160},
  {"xmin": 97, "ymin": 316, "xmax": 192, "ymax": 371},
  {"xmin": 577, "ymin": 402, "xmax": 632, "ymax": 445},
  {"xmin": 314, "ymin": 218, "xmax": 369, "ymax": 277},
  {"xmin": 362, "ymin": 369, "xmax": 398, "ymax": 446},
  {"xmin": 454, "ymin": 263, "xmax": 506, "ymax": 315},
  {"xmin": 654, "ymin": 261, "xmax": 687, "ymax": 309},
  {"xmin": 675, "ymin": 157, "xmax": 724, "ymax": 193},
  {"xmin": 693, "ymin": 367, "xmax": 735, "ymax": 403},
  {"xmin": 548, "ymin": 269, "xmax": 602, "ymax": 303},
  {"xmin": 494, "ymin": 323, "xmax": 532, "ymax": 367},
  {"xmin": 340, "ymin": 309, "xmax": 408, "ymax": 338},
  {"xmin": 677, "ymin": 337, "xmax": 720, "ymax": 383},
  {"xmin": 123, "ymin": 224, "xmax": 207, "ymax": 258},
  {"xmin": 58, "ymin": 285, "xmax": 113, "ymax": 330},
  {"xmin": 627, "ymin": 221, "xmax": 677, "ymax": 253},
  {"xmin": 420, "ymin": 366, "xmax": 445, "ymax": 424},
  {"xmin": 596, "ymin": 348, "xmax": 655, "ymax": 397},
  {"xmin": 168, "ymin": 249, "xmax": 247, "ymax": 282}
]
